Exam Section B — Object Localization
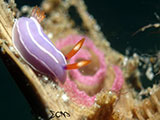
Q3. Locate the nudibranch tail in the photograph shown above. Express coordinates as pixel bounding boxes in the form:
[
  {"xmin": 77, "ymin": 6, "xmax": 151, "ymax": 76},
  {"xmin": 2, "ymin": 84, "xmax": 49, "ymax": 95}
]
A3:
[
  {"xmin": 31, "ymin": 6, "xmax": 45, "ymax": 23},
  {"xmin": 64, "ymin": 60, "xmax": 91, "ymax": 70},
  {"xmin": 65, "ymin": 38, "xmax": 85, "ymax": 60}
]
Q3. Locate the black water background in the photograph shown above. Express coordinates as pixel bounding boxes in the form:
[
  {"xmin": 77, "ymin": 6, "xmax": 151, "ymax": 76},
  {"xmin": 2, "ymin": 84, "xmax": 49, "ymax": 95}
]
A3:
[{"xmin": 1, "ymin": 0, "xmax": 160, "ymax": 119}]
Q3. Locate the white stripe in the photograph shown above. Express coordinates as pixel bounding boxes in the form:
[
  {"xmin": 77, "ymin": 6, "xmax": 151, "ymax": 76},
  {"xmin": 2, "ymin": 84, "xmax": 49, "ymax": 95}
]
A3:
[
  {"xmin": 12, "ymin": 20, "xmax": 38, "ymax": 70},
  {"xmin": 31, "ymin": 17, "xmax": 67, "ymax": 64},
  {"xmin": 13, "ymin": 19, "xmax": 57, "ymax": 78},
  {"xmin": 26, "ymin": 21, "xmax": 59, "ymax": 64}
]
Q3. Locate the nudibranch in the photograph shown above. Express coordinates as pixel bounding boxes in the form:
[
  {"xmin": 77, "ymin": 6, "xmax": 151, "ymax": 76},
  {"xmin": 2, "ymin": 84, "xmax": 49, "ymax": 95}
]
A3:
[{"xmin": 12, "ymin": 6, "xmax": 90, "ymax": 83}]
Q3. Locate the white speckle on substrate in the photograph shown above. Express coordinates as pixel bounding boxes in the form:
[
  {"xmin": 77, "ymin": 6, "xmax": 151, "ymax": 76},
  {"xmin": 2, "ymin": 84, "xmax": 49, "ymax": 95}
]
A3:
[
  {"xmin": 1, "ymin": 47, "xmax": 4, "ymax": 53},
  {"xmin": 81, "ymin": 106, "xmax": 85, "ymax": 109},
  {"xmin": 9, "ymin": 46, "xmax": 16, "ymax": 52},
  {"xmin": 108, "ymin": 91, "xmax": 112, "ymax": 95},
  {"xmin": 37, "ymin": 74, "xmax": 41, "ymax": 77},
  {"xmin": 61, "ymin": 94, "xmax": 69, "ymax": 102},
  {"xmin": 149, "ymin": 91, "xmax": 153, "ymax": 95},
  {"xmin": 18, "ymin": 57, "xmax": 23, "ymax": 61},
  {"xmin": 57, "ymin": 86, "xmax": 64, "ymax": 92},
  {"xmin": 9, "ymin": 46, "xmax": 20, "ymax": 56},
  {"xmin": 146, "ymin": 66, "xmax": 154, "ymax": 80},
  {"xmin": 37, "ymin": 116, "xmax": 44, "ymax": 120},
  {"xmin": 47, "ymin": 33, "xmax": 53, "ymax": 39},
  {"xmin": 123, "ymin": 57, "xmax": 128, "ymax": 66},
  {"xmin": 89, "ymin": 14, "xmax": 94, "ymax": 20},
  {"xmin": 94, "ymin": 103, "xmax": 100, "ymax": 108},
  {"xmin": 116, "ymin": 109, "xmax": 120, "ymax": 113},
  {"xmin": 133, "ymin": 53, "xmax": 139, "ymax": 58},
  {"xmin": 125, "ymin": 94, "xmax": 130, "ymax": 98},
  {"xmin": 42, "ymin": 75, "xmax": 49, "ymax": 81},
  {"xmin": 94, "ymin": 24, "xmax": 101, "ymax": 31},
  {"xmin": 21, "ymin": 5, "xmax": 30, "ymax": 13},
  {"xmin": 54, "ymin": 93, "xmax": 60, "ymax": 100},
  {"xmin": 56, "ymin": 94, "xmax": 60, "ymax": 97},
  {"xmin": 51, "ymin": 82, "xmax": 56, "ymax": 88}
]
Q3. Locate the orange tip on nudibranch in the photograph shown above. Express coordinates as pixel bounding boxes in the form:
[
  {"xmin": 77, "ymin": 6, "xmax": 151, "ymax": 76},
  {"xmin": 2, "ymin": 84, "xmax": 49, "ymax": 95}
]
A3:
[
  {"xmin": 65, "ymin": 38, "xmax": 85, "ymax": 60},
  {"xmin": 64, "ymin": 60, "xmax": 91, "ymax": 70}
]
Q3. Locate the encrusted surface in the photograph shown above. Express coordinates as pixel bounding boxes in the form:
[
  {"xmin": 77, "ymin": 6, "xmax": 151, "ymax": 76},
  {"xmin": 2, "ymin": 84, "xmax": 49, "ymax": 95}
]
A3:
[{"xmin": 0, "ymin": 0, "xmax": 160, "ymax": 120}]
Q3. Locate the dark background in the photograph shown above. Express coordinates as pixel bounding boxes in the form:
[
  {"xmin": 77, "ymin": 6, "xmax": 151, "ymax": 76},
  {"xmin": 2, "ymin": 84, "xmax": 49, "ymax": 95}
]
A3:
[{"xmin": 1, "ymin": 0, "xmax": 160, "ymax": 119}]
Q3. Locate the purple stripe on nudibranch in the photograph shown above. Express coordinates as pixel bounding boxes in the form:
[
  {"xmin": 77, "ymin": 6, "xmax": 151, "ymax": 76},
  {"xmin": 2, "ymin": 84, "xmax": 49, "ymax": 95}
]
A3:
[{"xmin": 12, "ymin": 17, "xmax": 67, "ymax": 83}]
